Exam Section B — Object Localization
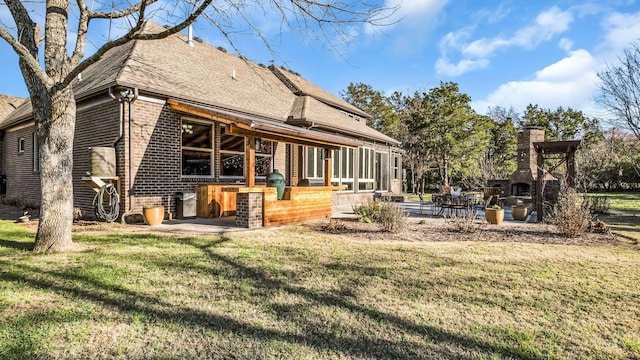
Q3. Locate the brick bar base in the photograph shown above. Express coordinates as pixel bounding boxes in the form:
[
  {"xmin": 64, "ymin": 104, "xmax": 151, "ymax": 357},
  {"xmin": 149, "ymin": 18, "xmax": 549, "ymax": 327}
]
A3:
[{"xmin": 235, "ymin": 192, "xmax": 263, "ymax": 228}]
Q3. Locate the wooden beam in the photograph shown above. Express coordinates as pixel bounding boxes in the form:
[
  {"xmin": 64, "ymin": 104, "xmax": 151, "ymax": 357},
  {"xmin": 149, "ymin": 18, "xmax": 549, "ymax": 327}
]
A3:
[
  {"xmin": 228, "ymin": 125, "xmax": 340, "ymax": 150},
  {"xmin": 167, "ymin": 99, "xmax": 253, "ymax": 127},
  {"xmin": 324, "ymin": 149, "xmax": 332, "ymax": 187},
  {"xmin": 246, "ymin": 135, "xmax": 255, "ymax": 187}
]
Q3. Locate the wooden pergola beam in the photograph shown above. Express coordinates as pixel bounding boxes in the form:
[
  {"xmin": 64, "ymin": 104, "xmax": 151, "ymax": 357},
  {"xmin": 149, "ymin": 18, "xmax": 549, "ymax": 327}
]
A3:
[{"xmin": 228, "ymin": 124, "xmax": 340, "ymax": 150}]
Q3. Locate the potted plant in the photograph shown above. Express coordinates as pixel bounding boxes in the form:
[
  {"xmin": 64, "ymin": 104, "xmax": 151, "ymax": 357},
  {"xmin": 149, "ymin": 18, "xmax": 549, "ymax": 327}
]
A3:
[
  {"xmin": 512, "ymin": 203, "xmax": 529, "ymax": 221},
  {"xmin": 485, "ymin": 204, "xmax": 504, "ymax": 225},
  {"xmin": 143, "ymin": 205, "xmax": 165, "ymax": 226}
]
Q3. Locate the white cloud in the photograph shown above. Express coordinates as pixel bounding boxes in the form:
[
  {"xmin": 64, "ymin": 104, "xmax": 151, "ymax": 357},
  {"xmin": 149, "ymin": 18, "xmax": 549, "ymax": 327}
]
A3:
[
  {"xmin": 558, "ymin": 38, "xmax": 573, "ymax": 51},
  {"xmin": 435, "ymin": 57, "xmax": 489, "ymax": 76},
  {"xmin": 436, "ymin": 6, "xmax": 574, "ymax": 76},
  {"xmin": 364, "ymin": 0, "xmax": 449, "ymax": 35},
  {"xmin": 602, "ymin": 11, "xmax": 640, "ymax": 52},
  {"xmin": 471, "ymin": 49, "xmax": 599, "ymax": 116}
]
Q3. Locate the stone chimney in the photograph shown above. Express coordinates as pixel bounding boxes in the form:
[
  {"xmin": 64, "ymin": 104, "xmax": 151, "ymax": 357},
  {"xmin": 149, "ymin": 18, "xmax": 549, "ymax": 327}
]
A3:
[{"xmin": 515, "ymin": 127, "xmax": 544, "ymax": 180}]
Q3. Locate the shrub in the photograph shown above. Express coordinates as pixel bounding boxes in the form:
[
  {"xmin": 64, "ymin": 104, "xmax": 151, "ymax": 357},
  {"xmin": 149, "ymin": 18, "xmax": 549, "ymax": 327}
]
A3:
[
  {"xmin": 0, "ymin": 195, "xmax": 40, "ymax": 209},
  {"xmin": 352, "ymin": 201, "xmax": 383, "ymax": 223},
  {"xmin": 447, "ymin": 211, "xmax": 482, "ymax": 233},
  {"xmin": 352, "ymin": 201, "xmax": 407, "ymax": 232},
  {"xmin": 375, "ymin": 201, "xmax": 407, "ymax": 233},
  {"xmin": 550, "ymin": 188, "xmax": 591, "ymax": 237}
]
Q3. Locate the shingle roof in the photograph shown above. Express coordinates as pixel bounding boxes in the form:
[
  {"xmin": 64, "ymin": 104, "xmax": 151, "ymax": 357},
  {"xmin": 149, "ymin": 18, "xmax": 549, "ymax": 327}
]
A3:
[
  {"xmin": 1, "ymin": 21, "xmax": 399, "ymax": 145},
  {"xmin": 270, "ymin": 65, "xmax": 371, "ymax": 119},
  {"xmin": 0, "ymin": 94, "xmax": 26, "ymax": 123},
  {"xmin": 290, "ymin": 96, "xmax": 399, "ymax": 144}
]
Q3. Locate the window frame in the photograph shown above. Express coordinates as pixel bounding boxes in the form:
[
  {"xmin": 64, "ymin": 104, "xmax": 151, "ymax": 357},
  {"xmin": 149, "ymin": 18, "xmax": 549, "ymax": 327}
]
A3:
[
  {"xmin": 18, "ymin": 137, "xmax": 25, "ymax": 153},
  {"xmin": 358, "ymin": 147, "xmax": 375, "ymax": 191},
  {"xmin": 219, "ymin": 124, "xmax": 246, "ymax": 179},
  {"xmin": 181, "ymin": 117, "xmax": 214, "ymax": 178},
  {"xmin": 330, "ymin": 147, "xmax": 354, "ymax": 192},
  {"xmin": 392, "ymin": 155, "xmax": 400, "ymax": 180},
  {"xmin": 305, "ymin": 146, "xmax": 324, "ymax": 180},
  {"xmin": 375, "ymin": 151, "xmax": 389, "ymax": 192},
  {"xmin": 254, "ymin": 137, "xmax": 273, "ymax": 179}
]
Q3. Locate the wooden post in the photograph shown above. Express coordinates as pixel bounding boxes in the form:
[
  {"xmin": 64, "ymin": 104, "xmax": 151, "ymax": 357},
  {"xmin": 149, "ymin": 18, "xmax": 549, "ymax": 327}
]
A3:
[
  {"xmin": 567, "ymin": 150, "xmax": 576, "ymax": 188},
  {"xmin": 536, "ymin": 151, "xmax": 544, "ymax": 222},
  {"xmin": 324, "ymin": 148, "xmax": 332, "ymax": 187},
  {"xmin": 246, "ymin": 136, "xmax": 255, "ymax": 187}
]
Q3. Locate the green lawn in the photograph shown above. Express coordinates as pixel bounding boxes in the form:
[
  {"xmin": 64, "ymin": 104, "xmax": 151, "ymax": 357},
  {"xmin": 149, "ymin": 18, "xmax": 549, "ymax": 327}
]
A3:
[
  {"xmin": 1, "ymin": 221, "xmax": 639, "ymax": 359},
  {"xmin": 588, "ymin": 192, "xmax": 640, "ymax": 242}
]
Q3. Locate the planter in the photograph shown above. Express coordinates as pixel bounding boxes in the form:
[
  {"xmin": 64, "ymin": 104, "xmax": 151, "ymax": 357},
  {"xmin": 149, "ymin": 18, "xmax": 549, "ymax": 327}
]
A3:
[
  {"xmin": 512, "ymin": 207, "xmax": 529, "ymax": 221},
  {"xmin": 485, "ymin": 208, "xmax": 504, "ymax": 225},
  {"xmin": 143, "ymin": 206, "xmax": 165, "ymax": 226}
]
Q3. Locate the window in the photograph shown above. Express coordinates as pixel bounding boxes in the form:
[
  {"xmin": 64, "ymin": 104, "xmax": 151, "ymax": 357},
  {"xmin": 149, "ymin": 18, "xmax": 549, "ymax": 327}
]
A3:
[
  {"xmin": 358, "ymin": 147, "xmax": 375, "ymax": 191},
  {"xmin": 375, "ymin": 152, "xmax": 389, "ymax": 191},
  {"xmin": 331, "ymin": 147, "xmax": 354, "ymax": 191},
  {"xmin": 392, "ymin": 155, "xmax": 400, "ymax": 180},
  {"xmin": 220, "ymin": 125, "xmax": 245, "ymax": 177},
  {"xmin": 255, "ymin": 138, "xmax": 273, "ymax": 177},
  {"xmin": 305, "ymin": 147, "xmax": 324, "ymax": 179},
  {"xmin": 32, "ymin": 133, "xmax": 41, "ymax": 172},
  {"xmin": 181, "ymin": 119, "xmax": 213, "ymax": 176},
  {"xmin": 18, "ymin": 138, "xmax": 25, "ymax": 153}
]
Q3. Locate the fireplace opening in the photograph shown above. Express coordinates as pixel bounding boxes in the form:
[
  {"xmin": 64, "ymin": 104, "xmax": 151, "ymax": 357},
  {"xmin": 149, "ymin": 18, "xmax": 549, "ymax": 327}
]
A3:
[{"xmin": 511, "ymin": 183, "xmax": 531, "ymax": 197}]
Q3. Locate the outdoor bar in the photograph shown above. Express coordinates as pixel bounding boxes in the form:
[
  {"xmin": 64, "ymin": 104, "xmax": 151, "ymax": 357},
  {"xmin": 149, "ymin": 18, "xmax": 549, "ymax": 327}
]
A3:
[{"xmin": 195, "ymin": 184, "xmax": 343, "ymax": 228}]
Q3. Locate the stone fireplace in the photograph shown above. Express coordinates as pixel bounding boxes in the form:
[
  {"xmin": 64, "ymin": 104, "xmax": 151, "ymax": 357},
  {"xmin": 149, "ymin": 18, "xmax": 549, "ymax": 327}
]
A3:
[
  {"xmin": 508, "ymin": 127, "xmax": 545, "ymax": 196},
  {"xmin": 488, "ymin": 127, "xmax": 557, "ymax": 205}
]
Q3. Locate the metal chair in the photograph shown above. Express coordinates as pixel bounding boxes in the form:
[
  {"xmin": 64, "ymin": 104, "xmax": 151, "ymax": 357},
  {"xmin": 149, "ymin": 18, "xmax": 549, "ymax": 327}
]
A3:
[{"xmin": 418, "ymin": 193, "xmax": 433, "ymax": 215}]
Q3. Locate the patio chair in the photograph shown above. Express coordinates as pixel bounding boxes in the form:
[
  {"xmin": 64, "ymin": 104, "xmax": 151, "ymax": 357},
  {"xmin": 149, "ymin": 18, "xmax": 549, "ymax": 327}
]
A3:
[{"xmin": 418, "ymin": 193, "xmax": 433, "ymax": 215}]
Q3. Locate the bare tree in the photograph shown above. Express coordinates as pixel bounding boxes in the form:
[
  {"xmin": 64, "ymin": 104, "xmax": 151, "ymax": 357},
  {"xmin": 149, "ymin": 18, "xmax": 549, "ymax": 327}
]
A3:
[
  {"xmin": 597, "ymin": 42, "xmax": 640, "ymax": 141},
  {"xmin": 0, "ymin": 0, "xmax": 391, "ymax": 252}
]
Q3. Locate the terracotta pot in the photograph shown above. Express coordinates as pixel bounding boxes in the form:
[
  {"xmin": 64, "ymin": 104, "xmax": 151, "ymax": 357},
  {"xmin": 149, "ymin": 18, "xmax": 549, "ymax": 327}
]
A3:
[
  {"xmin": 485, "ymin": 208, "xmax": 504, "ymax": 225},
  {"xmin": 143, "ymin": 206, "xmax": 165, "ymax": 226},
  {"xmin": 512, "ymin": 207, "xmax": 529, "ymax": 221}
]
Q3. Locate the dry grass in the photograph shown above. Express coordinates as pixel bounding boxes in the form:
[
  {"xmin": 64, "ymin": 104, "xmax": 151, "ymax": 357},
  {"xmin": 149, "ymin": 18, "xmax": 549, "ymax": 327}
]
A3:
[{"xmin": 0, "ymin": 219, "xmax": 639, "ymax": 359}]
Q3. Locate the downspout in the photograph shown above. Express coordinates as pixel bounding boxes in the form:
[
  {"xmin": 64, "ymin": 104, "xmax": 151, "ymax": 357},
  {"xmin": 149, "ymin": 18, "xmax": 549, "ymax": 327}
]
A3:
[{"xmin": 108, "ymin": 87, "xmax": 138, "ymax": 222}]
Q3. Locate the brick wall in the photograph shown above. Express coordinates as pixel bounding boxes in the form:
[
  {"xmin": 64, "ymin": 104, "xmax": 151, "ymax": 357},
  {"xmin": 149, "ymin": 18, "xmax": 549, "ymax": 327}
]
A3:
[
  {"xmin": 73, "ymin": 98, "xmax": 122, "ymax": 216},
  {"xmin": 3, "ymin": 123, "xmax": 40, "ymax": 202}
]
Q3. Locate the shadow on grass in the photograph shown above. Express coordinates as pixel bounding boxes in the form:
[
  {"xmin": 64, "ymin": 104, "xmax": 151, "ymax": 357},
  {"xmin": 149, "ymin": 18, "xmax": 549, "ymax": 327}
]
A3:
[
  {"xmin": 0, "ymin": 234, "xmax": 549, "ymax": 360},
  {"xmin": 0, "ymin": 239, "xmax": 34, "ymax": 251}
]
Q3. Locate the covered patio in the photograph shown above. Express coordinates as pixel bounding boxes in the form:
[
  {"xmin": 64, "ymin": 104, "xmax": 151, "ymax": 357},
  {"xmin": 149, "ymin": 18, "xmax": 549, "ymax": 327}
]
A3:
[{"xmin": 169, "ymin": 99, "xmax": 360, "ymax": 229}]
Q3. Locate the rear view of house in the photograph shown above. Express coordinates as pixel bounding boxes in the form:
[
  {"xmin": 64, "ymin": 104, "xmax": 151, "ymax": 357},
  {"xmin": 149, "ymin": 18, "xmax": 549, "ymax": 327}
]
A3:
[{"xmin": 0, "ymin": 22, "xmax": 403, "ymax": 226}]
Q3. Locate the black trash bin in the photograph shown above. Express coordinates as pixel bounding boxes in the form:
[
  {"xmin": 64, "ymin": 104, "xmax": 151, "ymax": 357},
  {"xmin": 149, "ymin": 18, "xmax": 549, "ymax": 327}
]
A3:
[{"xmin": 175, "ymin": 192, "xmax": 196, "ymax": 219}]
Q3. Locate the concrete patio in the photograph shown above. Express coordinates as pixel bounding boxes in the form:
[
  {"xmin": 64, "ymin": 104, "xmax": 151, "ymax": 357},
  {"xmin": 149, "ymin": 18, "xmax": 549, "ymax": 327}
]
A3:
[{"xmin": 138, "ymin": 200, "xmax": 537, "ymax": 234}]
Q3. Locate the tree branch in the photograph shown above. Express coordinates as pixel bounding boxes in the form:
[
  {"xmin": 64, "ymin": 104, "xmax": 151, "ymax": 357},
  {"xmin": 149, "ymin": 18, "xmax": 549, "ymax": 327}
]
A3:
[
  {"xmin": 57, "ymin": 0, "xmax": 214, "ymax": 92},
  {"xmin": 2, "ymin": 0, "xmax": 53, "ymax": 88},
  {"xmin": 71, "ymin": 0, "xmax": 90, "ymax": 66},
  {"xmin": 87, "ymin": 0, "xmax": 157, "ymax": 19}
]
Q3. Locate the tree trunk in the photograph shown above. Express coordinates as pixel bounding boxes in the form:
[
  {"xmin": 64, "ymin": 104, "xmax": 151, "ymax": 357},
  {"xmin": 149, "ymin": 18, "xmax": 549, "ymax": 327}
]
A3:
[{"xmin": 33, "ymin": 89, "xmax": 75, "ymax": 252}]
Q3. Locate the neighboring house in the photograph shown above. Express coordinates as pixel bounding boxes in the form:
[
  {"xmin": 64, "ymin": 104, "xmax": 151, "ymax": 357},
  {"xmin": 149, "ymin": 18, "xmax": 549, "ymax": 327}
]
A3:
[
  {"xmin": 0, "ymin": 94, "xmax": 26, "ymax": 195},
  {"xmin": 0, "ymin": 21, "xmax": 403, "ymax": 222}
]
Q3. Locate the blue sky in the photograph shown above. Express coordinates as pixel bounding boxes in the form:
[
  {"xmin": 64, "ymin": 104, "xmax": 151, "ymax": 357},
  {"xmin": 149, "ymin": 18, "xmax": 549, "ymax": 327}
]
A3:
[{"xmin": 2, "ymin": 0, "xmax": 640, "ymax": 119}]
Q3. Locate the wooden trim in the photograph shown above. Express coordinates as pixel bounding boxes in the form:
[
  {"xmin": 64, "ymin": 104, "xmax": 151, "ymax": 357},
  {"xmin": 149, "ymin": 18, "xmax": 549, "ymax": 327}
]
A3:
[
  {"xmin": 167, "ymin": 99, "xmax": 253, "ymax": 127},
  {"xmin": 228, "ymin": 124, "xmax": 341, "ymax": 150},
  {"xmin": 246, "ymin": 135, "xmax": 255, "ymax": 187}
]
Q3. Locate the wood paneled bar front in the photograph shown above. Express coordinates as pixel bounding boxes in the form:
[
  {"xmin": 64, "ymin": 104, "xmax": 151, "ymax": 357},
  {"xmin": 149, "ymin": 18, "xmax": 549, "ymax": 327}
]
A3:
[{"xmin": 195, "ymin": 184, "xmax": 343, "ymax": 228}]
